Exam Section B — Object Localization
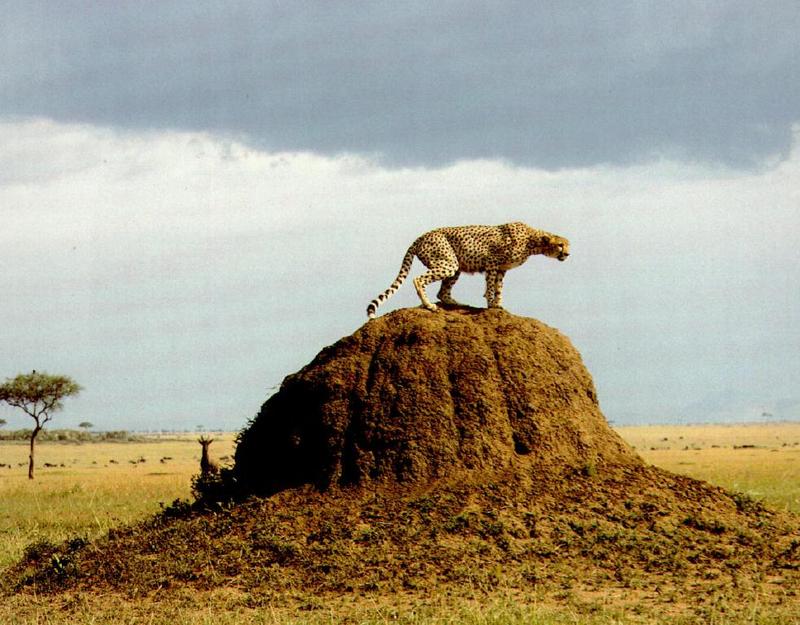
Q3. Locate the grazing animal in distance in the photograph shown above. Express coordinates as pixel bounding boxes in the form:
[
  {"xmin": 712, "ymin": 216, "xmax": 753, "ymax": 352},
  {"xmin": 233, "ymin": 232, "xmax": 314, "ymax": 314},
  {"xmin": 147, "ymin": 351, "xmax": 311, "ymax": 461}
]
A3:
[
  {"xmin": 367, "ymin": 222, "xmax": 570, "ymax": 318},
  {"xmin": 198, "ymin": 436, "xmax": 220, "ymax": 476}
]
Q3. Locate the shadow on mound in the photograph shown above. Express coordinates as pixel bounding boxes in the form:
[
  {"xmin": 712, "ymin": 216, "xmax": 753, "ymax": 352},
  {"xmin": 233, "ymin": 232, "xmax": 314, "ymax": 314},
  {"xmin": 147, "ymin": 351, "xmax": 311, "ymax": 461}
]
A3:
[{"xmin": 234, "ymin": 307, "xmax": 639, "ymax": 497}]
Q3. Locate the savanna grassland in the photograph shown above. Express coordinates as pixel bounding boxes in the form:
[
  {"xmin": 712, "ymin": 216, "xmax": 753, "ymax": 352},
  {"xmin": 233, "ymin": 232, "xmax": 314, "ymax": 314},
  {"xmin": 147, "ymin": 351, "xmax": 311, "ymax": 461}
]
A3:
[
  {"xmin": 1, "ymin": 424, "xmax": 799, "ymax": 625},
  {"xmin": 0, "ymin": 434, "xmax": 237, "ymax": 569},
  {"xmin": 618, "ymin": 422, "xmax": 800, "ymax": 514}
]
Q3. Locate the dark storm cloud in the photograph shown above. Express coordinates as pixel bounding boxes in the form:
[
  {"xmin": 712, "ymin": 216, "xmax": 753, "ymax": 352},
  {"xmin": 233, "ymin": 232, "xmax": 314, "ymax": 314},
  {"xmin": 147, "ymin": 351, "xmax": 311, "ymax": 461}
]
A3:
[{"xmin": 2, "ymin": 1, "xmax": 799, "ymax": 169}]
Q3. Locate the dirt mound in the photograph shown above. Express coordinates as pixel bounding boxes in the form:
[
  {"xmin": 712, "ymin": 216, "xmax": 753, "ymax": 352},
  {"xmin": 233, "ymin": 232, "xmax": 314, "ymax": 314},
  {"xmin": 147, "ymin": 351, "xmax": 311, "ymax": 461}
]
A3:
[
  {"xmin": 234, "ymin": 307, "xmax": 639, "ymax": 496},
  {"xmin": 8, "ymin": 460, "xmax": 799, "ymax": 618},
  {"xmin": 5, "ymin": 308, "xmax": 800, "ymax": 619}
]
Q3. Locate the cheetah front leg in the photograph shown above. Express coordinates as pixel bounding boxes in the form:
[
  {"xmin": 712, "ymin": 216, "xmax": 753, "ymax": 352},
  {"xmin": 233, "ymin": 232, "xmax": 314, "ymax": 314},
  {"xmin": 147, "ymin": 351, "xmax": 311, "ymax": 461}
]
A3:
[
  {"xmin": 484, "ymin": 270, "xmax": 497, "ymax": 307},
  {"xmin": 436, "ymin": 270, "xmax": 463, "ymax": 306},
  {"xmin": 413, "ymin": 264, "xmax": 459, "ymax": 312},
  {"xmin": 492, "ymin": 270, "xmax": 507, "ymax": 308},
  {"xmin": 485, "ymin": 270, "xmax": 507, "ymax": 308}
]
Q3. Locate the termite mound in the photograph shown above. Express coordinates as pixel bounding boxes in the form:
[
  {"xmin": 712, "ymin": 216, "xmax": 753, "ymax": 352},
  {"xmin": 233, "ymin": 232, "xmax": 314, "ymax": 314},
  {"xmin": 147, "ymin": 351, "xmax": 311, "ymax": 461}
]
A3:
[{"xmin": 234, "ymin": 306, "xmax": 640, "ymax": 496}]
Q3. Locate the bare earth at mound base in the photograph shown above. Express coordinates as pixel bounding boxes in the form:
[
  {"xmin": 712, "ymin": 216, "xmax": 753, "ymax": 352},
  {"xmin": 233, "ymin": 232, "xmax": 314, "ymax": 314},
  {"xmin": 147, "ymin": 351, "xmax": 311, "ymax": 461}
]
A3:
[{"xmin": 7, "ymin": 307, "xmax": 800, "ymax": 620}]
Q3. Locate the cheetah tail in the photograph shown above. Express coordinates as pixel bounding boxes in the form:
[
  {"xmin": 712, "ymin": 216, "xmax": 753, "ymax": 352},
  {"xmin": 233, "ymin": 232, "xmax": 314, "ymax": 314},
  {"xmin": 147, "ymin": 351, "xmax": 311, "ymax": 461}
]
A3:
[{"xmin": 366, "ymin": 247, "xmax": 415, "ymax": 318}]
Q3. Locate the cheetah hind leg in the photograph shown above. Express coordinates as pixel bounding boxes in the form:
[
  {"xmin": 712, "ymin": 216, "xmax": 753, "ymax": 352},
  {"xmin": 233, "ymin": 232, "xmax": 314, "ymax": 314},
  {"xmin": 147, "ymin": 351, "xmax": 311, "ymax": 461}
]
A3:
[
  {"xmin": 413, "ymin": 265, "xmax": 458, "ymax": 312},
  {"xmin": 436, "ymin": 270, "xmax": 463, "ymax": 306}
]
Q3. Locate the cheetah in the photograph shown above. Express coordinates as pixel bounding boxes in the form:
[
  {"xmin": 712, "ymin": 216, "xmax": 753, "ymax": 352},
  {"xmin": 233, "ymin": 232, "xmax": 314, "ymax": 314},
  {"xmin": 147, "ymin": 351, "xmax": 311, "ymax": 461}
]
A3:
[{"xmin": 366, "ymin": 222, "xmax": 569, "ymax": 318}]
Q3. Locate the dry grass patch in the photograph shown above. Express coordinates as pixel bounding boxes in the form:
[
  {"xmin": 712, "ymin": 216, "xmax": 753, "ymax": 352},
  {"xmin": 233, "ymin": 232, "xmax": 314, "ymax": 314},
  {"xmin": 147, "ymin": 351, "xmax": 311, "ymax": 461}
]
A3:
[
  {"xmin": 2, "ymin": 585, "xmax": 799, "ymax": 625},
  {"xmin": 616, "ymin": 423, "xmax": 800, "ymax": 513},
  {"xmin": 0, "ymin": 435, "xmax": 235, "ymax": 567}
]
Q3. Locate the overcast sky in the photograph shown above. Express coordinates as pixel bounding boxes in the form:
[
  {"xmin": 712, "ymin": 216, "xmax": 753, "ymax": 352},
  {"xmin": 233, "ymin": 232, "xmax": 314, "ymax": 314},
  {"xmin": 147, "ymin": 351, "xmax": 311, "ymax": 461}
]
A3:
[{"xmin": 1, "ymin": 2, "xmax": 799, "ymax": 431}]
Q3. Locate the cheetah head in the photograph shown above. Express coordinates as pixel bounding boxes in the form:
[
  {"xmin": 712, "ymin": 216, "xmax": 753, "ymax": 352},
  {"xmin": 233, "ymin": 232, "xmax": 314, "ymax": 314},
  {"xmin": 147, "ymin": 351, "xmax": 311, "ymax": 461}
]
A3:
[{"xmin": 536, "ymin": 234, "xmax": 570, "ymax": 261}]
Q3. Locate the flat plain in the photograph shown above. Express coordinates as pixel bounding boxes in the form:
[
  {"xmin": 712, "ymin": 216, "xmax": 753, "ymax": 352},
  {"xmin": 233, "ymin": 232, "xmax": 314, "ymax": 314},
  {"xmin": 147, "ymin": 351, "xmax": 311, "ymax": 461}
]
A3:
[
  {"xmin": 0, "ymin": 434, "xmax": 237, "ymax": 569},
  {"xmin": 1, "ymin": 423, "xmax": 799, "ymax": 624},
  {"xmin": 617, "ymin": 422, "xmax": 800, "ymax": 514}
]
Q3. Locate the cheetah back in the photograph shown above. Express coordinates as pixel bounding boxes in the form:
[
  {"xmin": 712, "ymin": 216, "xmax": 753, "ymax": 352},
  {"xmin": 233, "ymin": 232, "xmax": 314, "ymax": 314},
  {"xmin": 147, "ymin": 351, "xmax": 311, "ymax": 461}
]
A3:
[{"xmin": 415, "ymin": 223, "xmax": 534, "ymax": 273}]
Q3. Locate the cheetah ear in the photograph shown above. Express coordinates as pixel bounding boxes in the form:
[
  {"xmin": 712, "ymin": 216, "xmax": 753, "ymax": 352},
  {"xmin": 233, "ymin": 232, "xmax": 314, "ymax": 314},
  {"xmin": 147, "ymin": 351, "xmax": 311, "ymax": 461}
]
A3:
[{"xmin": 540, "ymin": 235, "xmax": 552, "ymax": 245}]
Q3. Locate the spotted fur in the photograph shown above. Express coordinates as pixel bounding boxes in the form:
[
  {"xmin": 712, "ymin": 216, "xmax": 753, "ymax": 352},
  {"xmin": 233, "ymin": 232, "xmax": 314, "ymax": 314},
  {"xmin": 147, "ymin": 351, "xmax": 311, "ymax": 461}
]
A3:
[{"xmin": 366, "ymin": 222, "xmax": 569, "ymax": 318}]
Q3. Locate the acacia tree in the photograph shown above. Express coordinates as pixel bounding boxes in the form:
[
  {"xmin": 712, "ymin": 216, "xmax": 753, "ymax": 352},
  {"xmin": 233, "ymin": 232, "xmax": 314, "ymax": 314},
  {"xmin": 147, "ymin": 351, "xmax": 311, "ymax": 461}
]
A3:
[{"xmin": 0, "ymin": 371, "xmax": 81, "ymax": 479}]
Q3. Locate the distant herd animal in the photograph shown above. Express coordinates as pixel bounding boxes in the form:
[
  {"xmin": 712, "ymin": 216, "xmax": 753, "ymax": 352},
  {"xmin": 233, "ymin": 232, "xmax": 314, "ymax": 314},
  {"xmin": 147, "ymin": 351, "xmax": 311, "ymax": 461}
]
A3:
[{"xmin": 367, "ymin": 222, "xmax": 569, "ymax": 318}]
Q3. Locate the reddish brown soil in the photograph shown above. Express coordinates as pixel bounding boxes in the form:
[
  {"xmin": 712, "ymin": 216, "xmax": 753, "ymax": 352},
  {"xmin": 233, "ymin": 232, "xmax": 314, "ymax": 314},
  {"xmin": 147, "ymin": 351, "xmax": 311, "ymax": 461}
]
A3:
[{"xmin": 6, "ymin": 307, "xmax": 800, "ymax": 618}]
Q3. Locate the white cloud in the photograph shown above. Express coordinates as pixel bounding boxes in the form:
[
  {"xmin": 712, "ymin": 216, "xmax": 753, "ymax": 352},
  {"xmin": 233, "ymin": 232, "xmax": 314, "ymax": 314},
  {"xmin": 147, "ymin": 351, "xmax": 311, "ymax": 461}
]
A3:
[{"xmin": 1, "ymin": 118, "xmax": 798, "ymax": 429}]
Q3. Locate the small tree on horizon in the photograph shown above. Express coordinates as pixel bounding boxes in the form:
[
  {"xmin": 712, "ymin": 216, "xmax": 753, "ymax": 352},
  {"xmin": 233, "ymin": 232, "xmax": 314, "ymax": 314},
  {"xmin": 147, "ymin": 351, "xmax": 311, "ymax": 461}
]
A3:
[
  {"xmin": 0, "ymin": 371, "xmax": 82, "ymax": 479},
  {"xmin": 78, "ymin": 421, "xmax": 93, "ymax": 431}
]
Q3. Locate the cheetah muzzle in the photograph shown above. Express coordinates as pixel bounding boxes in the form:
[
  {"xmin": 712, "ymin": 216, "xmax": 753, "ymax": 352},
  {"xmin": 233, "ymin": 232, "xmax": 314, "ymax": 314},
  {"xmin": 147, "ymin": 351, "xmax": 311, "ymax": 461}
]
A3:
[{"xmin": 366, "ymin": 222, "xmax": 570, "ymax": 318}]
